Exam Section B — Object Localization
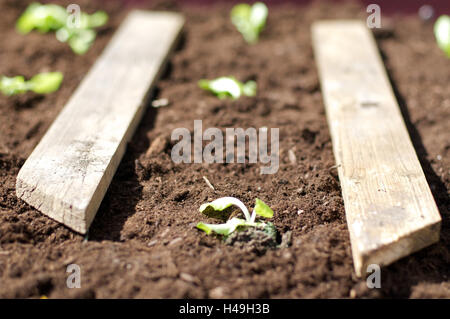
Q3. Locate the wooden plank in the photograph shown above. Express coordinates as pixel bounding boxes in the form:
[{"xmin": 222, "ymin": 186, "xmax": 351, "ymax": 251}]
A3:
[
  {"xmin": 16, "ymin": 11, "xmax": 184, "ymax": 234},
  {"xmin": 312, "ymin": 20, "xmax": 441, "ymax": 276}
]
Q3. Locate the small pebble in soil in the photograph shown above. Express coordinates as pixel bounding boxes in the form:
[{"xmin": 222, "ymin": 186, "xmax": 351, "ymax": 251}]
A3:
[
  {"xmin": 288, "ymin": 149, "xmax": 297, "ymax": 164},
  {"xmin": 169, "ymin": 237, "xmax": 182, "ymax": 246},
  {"xmin": 209, "ymin": 286, "xmax": 226, "ymax": 299},
  {"xmin": 179, "ymin": 272, "xmax": 196, "ymax": 283},
  {"xmin": 151, "ymin": 98, "xmax": 169, "ymax": 108}
]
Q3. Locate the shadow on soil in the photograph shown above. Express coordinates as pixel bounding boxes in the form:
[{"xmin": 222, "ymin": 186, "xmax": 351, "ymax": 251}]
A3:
[{"xmin": 377, "ymin": 48, "xmax": 450, "ymax": 298}]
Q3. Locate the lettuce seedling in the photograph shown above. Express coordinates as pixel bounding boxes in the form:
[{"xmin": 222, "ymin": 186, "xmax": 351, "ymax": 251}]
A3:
[
  {"xmin": 434, "ymin": 15, "xmax": 450, "ymax": 58},
  {"xmin": 16, "ymin": 3, "xmax": 108, "ymax": 55},
  {"xmin": 56, "ymin": 11, "xmax": 108, "ymax": 55},
  {"xmin": 231, "ymin": 2, "xmax": 268, "ymax": 44},
  {"xmin": 198, "ymin": 76, "xmax": 257, "ymax": 99},
  {"xmin": 0, "ymin": 72, "xmax": 63, "ymax": 96},
  {"xmin": 196, "ymin": 197, "xmax": 274, "ymax": 236}
]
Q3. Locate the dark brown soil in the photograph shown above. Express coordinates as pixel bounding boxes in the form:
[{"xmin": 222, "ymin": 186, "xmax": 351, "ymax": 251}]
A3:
[{"xmin": 0, "ymin": 0, "xmax": 449, "ymax": 299}]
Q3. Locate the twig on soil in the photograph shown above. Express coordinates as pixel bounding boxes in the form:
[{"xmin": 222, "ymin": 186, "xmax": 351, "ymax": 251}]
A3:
[
  {"xmin": 328, "ymin": 164, "xmax": 341, "ymax": 170},
  {"xmin": 202, "ymin": 176, "xmax": 215, "ymax": 191},
  {"xmin": 288, "ymin": 148, "xmax": 297, "ymax": 164}
]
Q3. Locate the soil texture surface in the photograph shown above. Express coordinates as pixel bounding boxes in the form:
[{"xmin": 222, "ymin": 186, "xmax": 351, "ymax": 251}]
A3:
[{"xmin": 0, "ymin": 0, "xmax": 449, "ymax": 298}]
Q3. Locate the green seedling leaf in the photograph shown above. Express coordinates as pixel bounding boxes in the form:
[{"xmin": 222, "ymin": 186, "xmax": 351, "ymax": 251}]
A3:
[
  {"xmin": 28, "ymin": 72, "xmax": 63, "ymax": 94},
  {"xmin": 231, "ymin": 2, "xmax": 268, "ymax": 44},
  {"xmin": 56, "ymin": 23, "xmax": 98, "ymax": 55},
  {"xmin": 197, "ymin": 218, "xmax": 248, "ymax": 236},
  {"xmin": 242, "ymin": 80, "xmax": 257, "ymax": 97},
  {"xmin": 434, "ymin": 15, "xmax": 450, "ymax": 58},
  {"xmin": 86, "ymin": 11, "xmax": 108, "ymax": 28},
  {"xmin": 0, "ymin": 72, "xmax": 63, "ymax": 96},
  {"xmin": 67, "ymin": 29, "xmax": 96, "ymax": 55},
  {"xmin": 16, "ymin": 2, "xmax": 67, "ymax": 34},
  {"xmin": 199, "ymin": 196, "xmax": 251, "ymax": 221},
  {"xmin": 253, "ymin": 198, "xmax": 274, "ymax": 218},
  {"xmin": 0, "ymin": 76, "xmax": 28, "ymax": 96},
  {"xmin": 198, "ymin": 77, "xmax": 257, "ymax": 99}
]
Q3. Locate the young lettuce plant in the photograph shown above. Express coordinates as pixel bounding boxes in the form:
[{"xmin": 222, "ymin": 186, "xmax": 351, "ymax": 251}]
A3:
[
  {"xmin": 196, "ymin": 197, "xmax": 274, "ymax": 236},
  {"xmin": 0, "ymin": 72, "xmax": 63, "ymax": 96},
  {"xmin": 16, "ymin": 2, "xmax": 108, "ymax": 55},
  {"xmin": 56, "ymin": 11, "xmax": 108, "ymax": 55},
  {"xmin": 198, "ymin": 76, "xmax": 257, "ymax": 99},
  {"xmin": 231, "ymin": 2, "xmax": 268, "ymax": 44},
  {"xmin": 434, "ymin": 15, "xmax": 450, "ymax": 58}
]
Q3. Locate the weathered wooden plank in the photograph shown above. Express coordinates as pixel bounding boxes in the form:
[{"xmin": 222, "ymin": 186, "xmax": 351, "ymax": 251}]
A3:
[
  {"xmin": 16, "ymin": 11, "xmax": 184, "ymax": 234},
  {"xmin": 312, "ymin": 20, "xmax": 441, "ymax": 276}
]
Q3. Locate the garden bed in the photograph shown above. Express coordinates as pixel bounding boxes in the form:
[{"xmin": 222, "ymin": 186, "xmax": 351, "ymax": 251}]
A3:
[{"xmin": 0, "ymin": 0, "xmax": 449, "ymax": 298}]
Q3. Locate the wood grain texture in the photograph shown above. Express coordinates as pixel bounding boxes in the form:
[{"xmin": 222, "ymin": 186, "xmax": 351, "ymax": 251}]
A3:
[
  {"xmin": 16, "ymin": 11, "xmax": 184, "ymax": 234},
  {"xmin": 312, "ymin": 20, "xmax": 441, "ymax": 276}
]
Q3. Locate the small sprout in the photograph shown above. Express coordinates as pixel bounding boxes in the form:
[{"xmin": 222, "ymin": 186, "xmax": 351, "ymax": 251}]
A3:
[
  {"xmin": 0, "ymin": 72, "xmax": 63, "ymax": 96},
  {"xmin": 231, "ymin": 2, "xmax": 268, "ymax": 44},
  {"xmin": 196, "ymin": 197, "xmax": 274, "ymax": 236},
  {"xmin": 16, "ymin": 3, "xmax": 108, "ymax": 55},
  {"xmin": 198, "ymin": 76, "xmax": 257, "ymax": 99},
  {"xmin": 434, "ymin": 15, "xmax": 450, "ymax": 58},
  {"xmin": 151, "ymin": 98, "xmax": 170, "ymax": 108},
  {"xmin": 252, "ymin": 198, "xmax": 274, "ymax": 220}
]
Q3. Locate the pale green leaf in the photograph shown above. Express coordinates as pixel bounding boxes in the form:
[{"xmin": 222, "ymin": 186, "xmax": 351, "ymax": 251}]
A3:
[
  {"xmin": 250, "ymin": 2, "xmax": 269, "ymax": 31},
  {"xmin": 67, "ymin": 29, "xmax": 96, "ymax": 55},
  {"xmin": 87, "ymin": 11, "xmax": 108, "ymax": 28},
  {"xmin": 29, "ymin": 72, "xmax": 63, "ymax": 94},
  {"xmin": 254, "ymin": 198, "xmax": 274, "ymax": 218},
  {"xmin": 0, "ymin": 76, "xmax": 28, "ymax": 96},
  {"xmin": 196, "ymin": 218, "xmax": 248, "ymax": 236},
  {"xmin": 434, "ymin": 15, "xmax": 450, "ymax": 58},
  {"xmin": 198, "ymin": 77, "xmax": 257, "ymax": 99},
  {"xmin": 231, "ymin": 2, "xmax": 268, "ymax": 44},
  {"xmin": 16, "ymin": 3, "xmax": 67, "ymax": 34},
  {"xmin": 242, "ymin": 80, "xmax": 257, "ymax": 97}
]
